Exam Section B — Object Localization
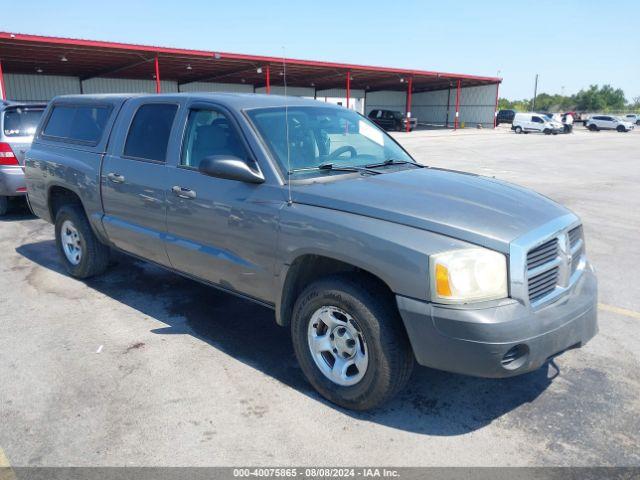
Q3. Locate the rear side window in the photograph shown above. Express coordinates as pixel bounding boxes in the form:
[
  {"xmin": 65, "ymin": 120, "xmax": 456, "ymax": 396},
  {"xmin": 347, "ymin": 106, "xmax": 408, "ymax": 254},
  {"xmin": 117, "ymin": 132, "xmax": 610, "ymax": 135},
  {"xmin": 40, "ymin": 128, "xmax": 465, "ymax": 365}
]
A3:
[
  {"xmin": 124, "ymin": 104, "xmax": 178, "ymax": 162},
  {"xmin": 43, "ymin": 105, "xmax": 111, "ymax": 143},
  {"xmin": 3, "ymin": 107, "xmax": 45, "ymax": 137}
]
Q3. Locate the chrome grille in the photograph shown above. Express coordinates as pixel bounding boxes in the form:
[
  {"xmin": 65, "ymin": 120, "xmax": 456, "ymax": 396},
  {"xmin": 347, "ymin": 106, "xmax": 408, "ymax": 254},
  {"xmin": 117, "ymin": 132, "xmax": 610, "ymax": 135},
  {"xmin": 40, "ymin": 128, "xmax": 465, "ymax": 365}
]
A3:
[
  {"xmin": 527, "ymin": 238, "xmax": 559, "ymax": 270},
  {"xmin": 568, "ymin": 226, "xmax": 584, "ymax": 275},
  {"xmin": 568, "ymin": 226, "xmax": 583, "ymax": 247},
  {"xmin": 528, "ymin": 267, "xmax": 559, "ymax": 302}
]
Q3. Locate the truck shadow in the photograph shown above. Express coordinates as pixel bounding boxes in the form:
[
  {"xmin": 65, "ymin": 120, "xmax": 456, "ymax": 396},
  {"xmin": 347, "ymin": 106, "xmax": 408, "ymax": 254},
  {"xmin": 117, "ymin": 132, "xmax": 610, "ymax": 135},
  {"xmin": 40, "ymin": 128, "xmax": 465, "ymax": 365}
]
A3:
[{"xmin": 16, "ymin": 239, "xmax": 554, "ymax": 436}]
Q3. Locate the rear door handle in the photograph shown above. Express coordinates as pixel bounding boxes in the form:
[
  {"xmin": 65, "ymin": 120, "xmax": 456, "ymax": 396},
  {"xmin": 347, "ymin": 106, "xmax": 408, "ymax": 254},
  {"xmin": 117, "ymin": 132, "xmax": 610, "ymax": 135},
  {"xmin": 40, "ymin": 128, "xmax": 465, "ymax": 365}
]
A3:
[
  {"xmin": 107, "ymin": 172, "xmax": 125, "ymax": 184},
  {"xmin": 172, "ymin": 185, "xmax": 196, "ymax": 199}
]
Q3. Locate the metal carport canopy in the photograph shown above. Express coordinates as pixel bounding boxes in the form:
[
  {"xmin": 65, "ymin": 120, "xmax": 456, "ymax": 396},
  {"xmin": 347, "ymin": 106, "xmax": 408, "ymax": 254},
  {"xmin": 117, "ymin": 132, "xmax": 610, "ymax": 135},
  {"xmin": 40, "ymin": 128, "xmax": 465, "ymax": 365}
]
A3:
[{"xmin": 0, "ymin": 32, "xmax": 501, "ymax": 95}]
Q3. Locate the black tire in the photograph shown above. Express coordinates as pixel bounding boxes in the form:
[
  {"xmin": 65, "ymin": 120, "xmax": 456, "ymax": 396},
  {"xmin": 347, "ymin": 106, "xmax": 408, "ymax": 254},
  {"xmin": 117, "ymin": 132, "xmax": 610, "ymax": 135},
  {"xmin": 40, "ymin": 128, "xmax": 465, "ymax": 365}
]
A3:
[
  {"xmin": 514, "ymin": 126, "xmax": 523, "ymax": 134},
  {"xmin": 543, "ymin": 128, "xmax": 552, "ymax": 135},
  {"xmin": 54, "ymin": 204, "xmax": 110, "ymax": 279},
  {"xmin": 291, "ymin": 274, "xmax": 414, "ymax": 410},
  {"xmin": 0, "ymin": 196, "xmax": 8, "ymax": 216},
  {"xmin": 616, "ymin": 125, "xmax": 626, "ymax": 132},
  {"xmin": 588, "ymin": 124, "xmax": 598, "ymax": 131}
]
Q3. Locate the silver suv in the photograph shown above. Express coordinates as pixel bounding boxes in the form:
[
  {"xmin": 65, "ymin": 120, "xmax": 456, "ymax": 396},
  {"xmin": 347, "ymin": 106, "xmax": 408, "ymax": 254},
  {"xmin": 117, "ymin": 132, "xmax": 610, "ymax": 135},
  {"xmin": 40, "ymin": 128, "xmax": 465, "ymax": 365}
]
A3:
[{"xmin": 0, "ymin": 101, "xmax": 46, "ymax": 215}]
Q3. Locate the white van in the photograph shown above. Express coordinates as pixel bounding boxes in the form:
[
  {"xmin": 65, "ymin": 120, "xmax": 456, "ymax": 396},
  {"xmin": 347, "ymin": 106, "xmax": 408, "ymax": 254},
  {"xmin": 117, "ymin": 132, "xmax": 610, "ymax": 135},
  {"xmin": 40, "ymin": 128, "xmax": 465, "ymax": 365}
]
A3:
[{"xmin": 512, "ymin": 113, "xmax": 563, "ymax": 135}]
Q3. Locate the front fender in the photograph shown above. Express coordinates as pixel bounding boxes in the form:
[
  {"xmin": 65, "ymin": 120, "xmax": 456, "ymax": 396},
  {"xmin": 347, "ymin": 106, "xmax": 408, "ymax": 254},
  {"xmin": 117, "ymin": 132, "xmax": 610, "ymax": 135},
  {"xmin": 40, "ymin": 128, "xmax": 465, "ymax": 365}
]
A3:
[{"xmin": 274, "ymin": 204, "xmax": 474, "ymax": 323}]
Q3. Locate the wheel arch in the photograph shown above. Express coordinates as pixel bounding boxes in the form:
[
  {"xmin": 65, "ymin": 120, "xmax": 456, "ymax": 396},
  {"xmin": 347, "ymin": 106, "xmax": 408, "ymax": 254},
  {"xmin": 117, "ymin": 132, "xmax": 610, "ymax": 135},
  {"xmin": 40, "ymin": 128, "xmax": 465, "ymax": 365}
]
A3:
[{"xmin": 275, "ymin": 253, "xmax": 398, "ymax": 327}]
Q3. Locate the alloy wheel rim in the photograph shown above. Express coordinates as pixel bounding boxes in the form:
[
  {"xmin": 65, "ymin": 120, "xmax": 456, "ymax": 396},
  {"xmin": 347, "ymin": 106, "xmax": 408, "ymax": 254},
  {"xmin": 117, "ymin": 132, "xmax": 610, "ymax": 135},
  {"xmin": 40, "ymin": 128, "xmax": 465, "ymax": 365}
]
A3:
[
  {"xmin": 60, "ymin": 220, "xmax": 82, "ymax": 266},
  {"xmin": 307, "ymin": 306, "xmax": 369, "ymax": 386}
]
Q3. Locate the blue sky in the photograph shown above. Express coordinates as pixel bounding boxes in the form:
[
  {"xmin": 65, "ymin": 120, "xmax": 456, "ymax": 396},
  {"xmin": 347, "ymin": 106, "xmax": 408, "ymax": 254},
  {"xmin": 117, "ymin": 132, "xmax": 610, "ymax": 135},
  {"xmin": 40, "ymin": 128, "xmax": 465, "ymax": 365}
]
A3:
[{"xmin": 2, "ymin": 0, "xmax": 638, "ymax": 100}]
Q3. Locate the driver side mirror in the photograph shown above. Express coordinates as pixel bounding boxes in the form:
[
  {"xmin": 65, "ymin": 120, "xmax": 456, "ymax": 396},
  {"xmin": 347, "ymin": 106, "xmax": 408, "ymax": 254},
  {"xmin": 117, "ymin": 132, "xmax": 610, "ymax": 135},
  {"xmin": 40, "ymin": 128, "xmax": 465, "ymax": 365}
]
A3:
[{"xmin": 198, "ymin": 155, "xmax": 265, "ymax": 184}]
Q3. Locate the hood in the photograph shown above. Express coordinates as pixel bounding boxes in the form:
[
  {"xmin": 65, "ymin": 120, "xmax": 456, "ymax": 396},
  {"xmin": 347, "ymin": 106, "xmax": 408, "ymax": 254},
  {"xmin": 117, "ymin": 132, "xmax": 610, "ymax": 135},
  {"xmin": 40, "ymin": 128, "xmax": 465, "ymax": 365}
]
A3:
[{"xmin": 291, "ymin": 168, "xmax": 571, "ymax": 253}]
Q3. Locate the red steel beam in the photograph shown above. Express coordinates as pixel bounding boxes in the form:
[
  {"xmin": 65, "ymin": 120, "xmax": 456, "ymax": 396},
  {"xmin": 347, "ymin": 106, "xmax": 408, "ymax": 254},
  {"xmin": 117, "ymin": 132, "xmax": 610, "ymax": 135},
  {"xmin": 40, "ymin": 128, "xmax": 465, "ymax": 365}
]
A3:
[
  {"xmin": 493, "ymin": 82, "xmax": 500, "ymax": 128},
  {"xmin": 265, "ymin": 64, "xmax": 270, "ymax": 94},
  {"xmin": 346, "ymin": 70, "xmax": 351, "ymax": 109},
  {"xmin": 154, "ymin": 54, "xmax": 161, "ymax": 93},
  {"xmin": 0, "ymin": 59, "xmax": 6, "ymax": 100},
  {"xmin": 454, "ymin": 79, "xmax": 461, "ymax": 130},
  {"xmin": 405, "ymin": 76, "xmax": 413, "ymax": 132}
]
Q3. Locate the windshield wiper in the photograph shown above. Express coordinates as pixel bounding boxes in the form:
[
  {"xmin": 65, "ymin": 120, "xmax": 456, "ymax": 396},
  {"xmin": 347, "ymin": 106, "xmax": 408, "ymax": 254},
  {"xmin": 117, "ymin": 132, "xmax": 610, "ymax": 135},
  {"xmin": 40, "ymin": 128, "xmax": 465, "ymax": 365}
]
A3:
[
  {"xmin": 364, "ymin": 159, "xmax": 424, "ymax": 169},
  {"xmin": 289, "ymin": 163, "xmax": 381, "ymax": 175}
]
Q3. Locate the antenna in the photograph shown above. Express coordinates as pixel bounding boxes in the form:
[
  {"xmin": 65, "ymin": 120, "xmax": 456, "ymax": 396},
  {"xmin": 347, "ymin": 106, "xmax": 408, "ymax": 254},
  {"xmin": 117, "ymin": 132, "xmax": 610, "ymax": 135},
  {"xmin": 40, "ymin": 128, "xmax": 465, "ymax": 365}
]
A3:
[{"xmin": 283, "ymin": 46, "xmax": 292, "ymax": 206}]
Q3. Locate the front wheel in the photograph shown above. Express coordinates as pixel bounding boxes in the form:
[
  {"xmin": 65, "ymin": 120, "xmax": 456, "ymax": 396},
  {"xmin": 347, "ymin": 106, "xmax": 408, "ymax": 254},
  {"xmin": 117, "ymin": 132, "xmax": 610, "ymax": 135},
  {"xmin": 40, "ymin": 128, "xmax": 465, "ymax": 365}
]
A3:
[
  {"xmin": 617, "ymin": 125, "xmax": 626, "ymax": 132},
  {"xmin": 0, "ymin": 196, "xmax": 8, "ymax": 216},
  {"xmin": 55, "ymin": 204, "xmax": 110, "ymax": 279},
  {"xmin": 291, "ymin": 275, "xmax": 414, "ymax": 410},
  {"xmin": 543, "ymin": 128, "xmax": 552, "ymax": 135}
]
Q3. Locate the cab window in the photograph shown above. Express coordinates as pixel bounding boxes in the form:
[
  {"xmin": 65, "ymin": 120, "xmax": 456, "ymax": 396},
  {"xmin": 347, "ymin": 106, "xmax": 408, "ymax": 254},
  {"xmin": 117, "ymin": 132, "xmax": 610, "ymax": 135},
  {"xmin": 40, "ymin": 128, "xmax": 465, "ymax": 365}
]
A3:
[
  {"xmin": 124, "ymin": 104, "xmax": 178, "ymax": 162},
  {"xmin": 181, "ymin": 109, "xmax": 248, "ymax": 169},
  {"xmin": 532, "ymin": 116, "xmax": 544, "ymax": 123}
]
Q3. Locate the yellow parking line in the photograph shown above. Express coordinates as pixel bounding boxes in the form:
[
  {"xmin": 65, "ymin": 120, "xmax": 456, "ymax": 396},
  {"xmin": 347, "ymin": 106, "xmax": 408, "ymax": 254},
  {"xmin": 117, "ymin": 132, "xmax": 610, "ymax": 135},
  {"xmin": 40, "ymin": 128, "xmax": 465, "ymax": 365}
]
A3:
[
  {"xmin": 0, "ymin": 447, "xmax": 16, "ymax": 480},
  {"xmin": 0, "ymin": 447, "xmax": 10, "ymax": 467},
  {"xmin": 599, "ymin": 303, "xmax": 640, "ymax": 320}
]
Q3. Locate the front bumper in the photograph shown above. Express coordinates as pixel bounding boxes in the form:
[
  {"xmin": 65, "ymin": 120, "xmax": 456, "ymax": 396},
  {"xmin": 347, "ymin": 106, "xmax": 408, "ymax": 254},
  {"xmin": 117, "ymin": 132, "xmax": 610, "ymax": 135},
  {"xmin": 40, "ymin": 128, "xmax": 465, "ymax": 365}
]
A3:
[
  {"xmin": 396, "ymin": 264, "xmax": 598, "ymax": 378},
  {"xmin": 0, "ymin": 166, "xmax": 26, "ymax": 197}
]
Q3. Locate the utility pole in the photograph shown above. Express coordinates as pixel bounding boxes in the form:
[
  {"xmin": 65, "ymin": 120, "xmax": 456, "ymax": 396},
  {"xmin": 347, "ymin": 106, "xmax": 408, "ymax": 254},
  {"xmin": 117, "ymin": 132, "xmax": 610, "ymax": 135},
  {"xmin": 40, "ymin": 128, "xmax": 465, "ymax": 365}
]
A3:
[{"xmin": 532, "ymin": 74, "xmax": 539, "ymax": 111}]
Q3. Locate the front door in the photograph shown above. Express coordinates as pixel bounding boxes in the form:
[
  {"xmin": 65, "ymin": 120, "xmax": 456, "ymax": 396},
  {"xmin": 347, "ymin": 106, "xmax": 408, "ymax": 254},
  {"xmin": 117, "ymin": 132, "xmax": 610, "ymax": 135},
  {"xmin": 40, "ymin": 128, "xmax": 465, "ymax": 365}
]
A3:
[
  {"xmin": 101, "ymin": 101, "xmax": 179, "ymax": 267},
  {"xmin": 164, "ymin": 103, "xmax": 281, "ymax": 303}
]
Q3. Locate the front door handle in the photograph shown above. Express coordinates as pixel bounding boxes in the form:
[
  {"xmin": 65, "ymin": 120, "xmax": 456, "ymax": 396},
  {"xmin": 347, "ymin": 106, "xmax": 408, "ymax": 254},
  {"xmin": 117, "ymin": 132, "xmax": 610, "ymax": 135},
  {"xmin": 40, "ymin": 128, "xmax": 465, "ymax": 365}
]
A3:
[
  {"xmin": 172, "ymin": 185, "xmax": 196, "ymax": 199},
  {"xmin": 107, "ymin": 172, "xmax": 125, "ymax": 184}
]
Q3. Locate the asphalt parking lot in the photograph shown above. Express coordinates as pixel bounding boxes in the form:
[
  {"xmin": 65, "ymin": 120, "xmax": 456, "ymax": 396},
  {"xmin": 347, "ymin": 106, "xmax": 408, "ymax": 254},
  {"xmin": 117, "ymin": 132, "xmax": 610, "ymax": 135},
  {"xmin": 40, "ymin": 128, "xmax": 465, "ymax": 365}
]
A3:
[{"xmin": 1, "ymin": 126, "xmax": 639, "ymax": 467}]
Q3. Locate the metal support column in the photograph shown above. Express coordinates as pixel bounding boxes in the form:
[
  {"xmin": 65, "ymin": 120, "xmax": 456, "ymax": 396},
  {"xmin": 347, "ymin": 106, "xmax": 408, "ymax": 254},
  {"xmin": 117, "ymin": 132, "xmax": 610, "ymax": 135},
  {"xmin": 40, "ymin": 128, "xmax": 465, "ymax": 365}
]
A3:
[
  {"xmin": 346, "ymin": 70, "xmax": 351, "ymax": 109},
  {"xmin": 265, "ymin": 65, "xmax": 271, "ymax": 94},
  {"xmin": 454, "ymin": 79, "xmax": 461, "ymax": 130},
  {"xmin": 0, "ymin": 59, "xmax": 6, "ymax": 100},
  {"xmin": 154, "ymin": 55, "xmax": 161, "ymax": 93},
  {"xmin": 405, "ymin": 77, "xmax": 413, "ymax": 132},
  {"xmin": 493, "ymin": 82, "xmax": 500, "ymax": 128}
]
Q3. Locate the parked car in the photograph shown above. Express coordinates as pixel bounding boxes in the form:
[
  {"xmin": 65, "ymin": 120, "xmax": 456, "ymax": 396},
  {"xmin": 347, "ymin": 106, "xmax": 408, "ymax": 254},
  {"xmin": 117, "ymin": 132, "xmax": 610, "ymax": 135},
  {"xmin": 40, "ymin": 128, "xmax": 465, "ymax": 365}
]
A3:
[
  {"xmin": 368, "ymin": 109, "xmax": 417, "ymax": 131},
  {"xmin": 585, "ymin": 115, "xmax": 634, "ymax": 132},
  {"xmin": 512, "ymin": 112, "xmax": 563, "ymax": 134},
  {"xmin": 623, "ymin": 114, "xmax": 640, "ymax": 126},
  {"xmin": 0, "ymin": 101, "xmax": 47, "ymax": 215},
  {"xmin": 495, "ymin": 109, "xmax": 516, "ymax": 126},
  {"xmin": 25, "ymin": 94, "xmax": 598, "ymax": 410}
]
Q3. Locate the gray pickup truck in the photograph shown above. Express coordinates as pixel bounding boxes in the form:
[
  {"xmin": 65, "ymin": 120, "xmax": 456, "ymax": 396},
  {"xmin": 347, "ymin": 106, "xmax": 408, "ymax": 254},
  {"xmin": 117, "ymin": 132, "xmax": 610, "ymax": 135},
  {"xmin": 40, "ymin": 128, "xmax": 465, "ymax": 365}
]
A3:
[{"xmin": 25, "ymin": 93, "xmax": 598, "ymax": 410}]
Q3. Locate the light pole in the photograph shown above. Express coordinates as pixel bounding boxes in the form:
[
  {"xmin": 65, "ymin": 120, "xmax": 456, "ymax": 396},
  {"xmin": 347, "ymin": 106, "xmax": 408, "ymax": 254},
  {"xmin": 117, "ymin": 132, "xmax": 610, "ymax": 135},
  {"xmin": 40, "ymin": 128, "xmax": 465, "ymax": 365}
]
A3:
[{"xmin": 532, "ymin": 74, "xmax": 539, "ymax": 111}]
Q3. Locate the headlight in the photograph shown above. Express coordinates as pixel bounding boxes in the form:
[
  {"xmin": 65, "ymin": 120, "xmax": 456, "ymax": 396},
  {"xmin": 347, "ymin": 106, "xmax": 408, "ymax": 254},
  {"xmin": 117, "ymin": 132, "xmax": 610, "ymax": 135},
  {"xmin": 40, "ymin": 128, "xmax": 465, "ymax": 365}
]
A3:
[{"xmin": 430, "ymin": 248, "xmax": 508, "ymax": 304}]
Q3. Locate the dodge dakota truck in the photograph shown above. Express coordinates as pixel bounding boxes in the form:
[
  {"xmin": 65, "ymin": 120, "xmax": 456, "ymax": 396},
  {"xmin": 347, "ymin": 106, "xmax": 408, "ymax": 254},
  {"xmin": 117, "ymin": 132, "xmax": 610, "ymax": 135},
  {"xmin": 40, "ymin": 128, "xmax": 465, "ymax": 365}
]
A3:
[{"xmin": 25, "ymin": 93, "xmax": 598, "ymax": 410}]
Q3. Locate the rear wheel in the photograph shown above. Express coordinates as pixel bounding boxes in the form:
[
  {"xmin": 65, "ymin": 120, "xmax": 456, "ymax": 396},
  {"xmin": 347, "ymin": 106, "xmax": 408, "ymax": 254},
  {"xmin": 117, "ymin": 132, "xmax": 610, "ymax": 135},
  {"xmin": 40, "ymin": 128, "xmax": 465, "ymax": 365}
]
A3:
[
  {"xmin": 514, "ymin": 126, "xmax": 523, "ymax": 134},
  {"xmin": 588, "ymin": 124, "xmax": 598, "ymax": 131},
  {"xmin": 291, "ymin": 274, "xmax": 414, "ymax": 410},
  {"xmin": 0, "ymin": 196, "xmax": 8, "ymax": 216},
  {"xmin": 54, "ymin": 204, "xmax": 110, "ymax": 279}
]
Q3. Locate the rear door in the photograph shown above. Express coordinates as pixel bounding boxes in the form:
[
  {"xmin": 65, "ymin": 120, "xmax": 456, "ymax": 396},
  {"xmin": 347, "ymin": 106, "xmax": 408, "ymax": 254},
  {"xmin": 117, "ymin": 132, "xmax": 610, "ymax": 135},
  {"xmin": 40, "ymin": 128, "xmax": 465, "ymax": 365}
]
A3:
[{"xmin": 101, "ymin": 98, "xmax": 182, "ymax": 266}]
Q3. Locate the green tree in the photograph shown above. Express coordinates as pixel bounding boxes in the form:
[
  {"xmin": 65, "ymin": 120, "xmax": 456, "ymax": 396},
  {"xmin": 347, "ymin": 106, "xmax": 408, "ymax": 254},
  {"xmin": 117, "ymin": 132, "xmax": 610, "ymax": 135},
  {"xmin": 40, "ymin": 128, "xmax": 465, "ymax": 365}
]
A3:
[{"xmin": 574, "ymin": 85, "xmax": 626, "ymax": 112}]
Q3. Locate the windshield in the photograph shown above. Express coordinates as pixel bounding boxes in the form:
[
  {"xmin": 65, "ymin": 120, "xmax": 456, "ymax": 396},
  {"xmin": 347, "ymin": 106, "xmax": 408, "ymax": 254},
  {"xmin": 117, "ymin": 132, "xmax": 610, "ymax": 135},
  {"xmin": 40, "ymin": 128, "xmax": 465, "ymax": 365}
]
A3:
[
  {"xmin": 3, "ymin": 107, "xmax": 45, "ymax": 137},
  {"xmin": 246, "ymin": 106, "xmax": 415, "ymax": 176}
]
